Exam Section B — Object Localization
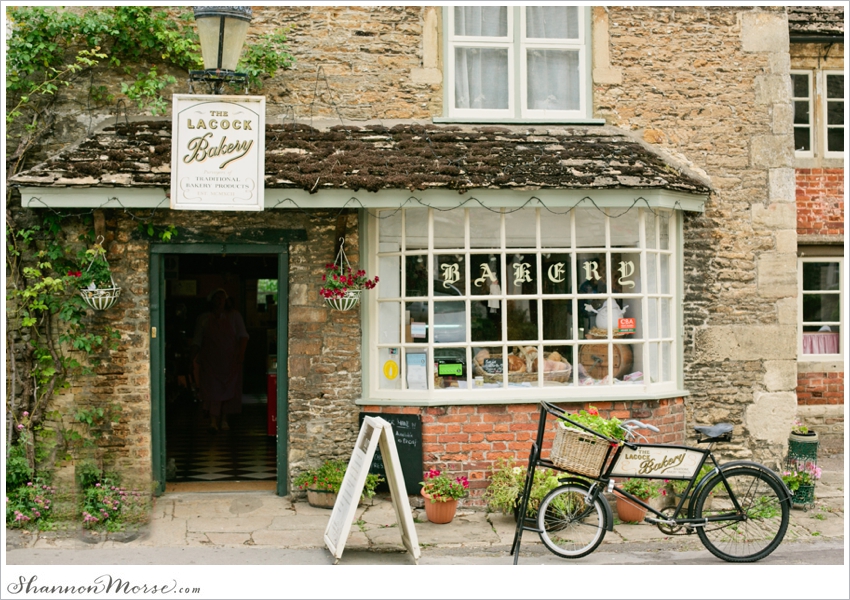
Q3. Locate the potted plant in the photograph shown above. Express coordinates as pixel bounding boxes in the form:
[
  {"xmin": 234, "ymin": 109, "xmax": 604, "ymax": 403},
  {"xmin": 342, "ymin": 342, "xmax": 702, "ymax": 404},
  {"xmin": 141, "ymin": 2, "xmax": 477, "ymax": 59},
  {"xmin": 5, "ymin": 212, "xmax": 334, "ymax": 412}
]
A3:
[
  {"xmin": 72, "ymin": 241, "xmax": 121, "ymax": 311},
  {"xmin": 788, "ymin": 419, "xmax": 819, "ymax": 463},
  {"xmin": 420, "ymin": 468, "xmax": 469, "ymax": 524},
  {"xmin": 615, "ymin": 478, "xmax": 660, "ymax": 523},
  {"xmin": 485, "ymin": 458, "xmax": 562, "ymax": 522},
  {"xmin": 320, "ymin": 238, "xmax": 378, "ymax": 311},
  {"xmin": 293, "ymin": 459, "xmax": 384, "ymax": 508},
  {"xmin": 781, "ymin": 459, "xmax": 821, "ymax": 508}
]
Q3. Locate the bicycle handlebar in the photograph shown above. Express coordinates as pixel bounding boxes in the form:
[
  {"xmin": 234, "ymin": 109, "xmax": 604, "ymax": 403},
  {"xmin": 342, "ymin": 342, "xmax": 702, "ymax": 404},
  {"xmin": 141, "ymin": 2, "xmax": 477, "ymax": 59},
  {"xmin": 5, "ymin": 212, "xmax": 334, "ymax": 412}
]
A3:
[{"xmin": 620, "ymin": 419, "xmax": 660, "ymax": 433}]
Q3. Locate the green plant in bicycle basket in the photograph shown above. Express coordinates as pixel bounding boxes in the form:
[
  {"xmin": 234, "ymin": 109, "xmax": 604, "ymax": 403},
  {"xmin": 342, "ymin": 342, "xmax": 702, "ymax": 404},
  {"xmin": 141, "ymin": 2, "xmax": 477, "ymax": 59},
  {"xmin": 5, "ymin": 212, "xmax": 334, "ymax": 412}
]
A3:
[
  {"xmin": 293, "ymin": 459, "xmax": 384, "ymax": 499},
  {"xmin": 561, "ymin": 406, "xmax": 625, "ymax": 441},
  {"xmin": 485, "ymin": 458, "xmax": 565, "ymax": 518},
  {"xmin": 620, "ymin": 478, "xmax": 661, "ymax": 500}
]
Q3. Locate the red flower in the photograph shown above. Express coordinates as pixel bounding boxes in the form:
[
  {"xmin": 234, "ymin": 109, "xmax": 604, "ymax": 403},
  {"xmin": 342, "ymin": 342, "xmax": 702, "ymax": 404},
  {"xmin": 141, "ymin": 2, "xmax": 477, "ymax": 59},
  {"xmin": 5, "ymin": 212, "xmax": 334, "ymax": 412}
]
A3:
[
  {"xmin": 587, "ymin": 406, "xmax": 599, "ymax": 416},
  {"xmin": 67, "ymin": 270, "xmax": 82, "ymax": 277}
]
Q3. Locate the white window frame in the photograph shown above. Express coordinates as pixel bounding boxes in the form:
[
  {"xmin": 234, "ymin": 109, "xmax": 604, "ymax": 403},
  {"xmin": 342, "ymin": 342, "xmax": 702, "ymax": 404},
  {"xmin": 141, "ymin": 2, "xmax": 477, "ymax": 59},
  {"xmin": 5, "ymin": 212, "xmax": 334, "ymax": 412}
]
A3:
[
  {"xmin": 365, "ymin": 203, "xmax": 685, "ymax": 405},
  {"xmin": 791, "ymin": 69, "xmax": 814, "ymax": 158},
  {"xmin": 446, "ymin": 6, "xmax": 589, "ymax": 122},
  {"xmin": 798, "ymin": 256, "xmax": 844, "ymax": 361},
  {"xmin": 822, "ymin": 70, "xmax": 844, "ymax": 159}
]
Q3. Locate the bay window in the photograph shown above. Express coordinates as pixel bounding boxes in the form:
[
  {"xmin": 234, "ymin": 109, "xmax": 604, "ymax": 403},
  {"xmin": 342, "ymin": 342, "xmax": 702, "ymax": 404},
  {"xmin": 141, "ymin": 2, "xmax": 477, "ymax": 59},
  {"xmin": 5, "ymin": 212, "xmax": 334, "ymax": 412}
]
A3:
[{"xmin": 369, "ymin": 205, "xmax": 682, "ymax": 402}]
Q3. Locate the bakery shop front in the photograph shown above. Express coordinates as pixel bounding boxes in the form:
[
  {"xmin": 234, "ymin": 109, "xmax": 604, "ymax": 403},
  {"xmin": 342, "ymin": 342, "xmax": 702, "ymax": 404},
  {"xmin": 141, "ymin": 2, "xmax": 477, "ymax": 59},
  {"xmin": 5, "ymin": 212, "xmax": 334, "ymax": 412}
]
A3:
[{"xmin": 11, "ymin": 120, "xmax": 709, "ymax": 502}]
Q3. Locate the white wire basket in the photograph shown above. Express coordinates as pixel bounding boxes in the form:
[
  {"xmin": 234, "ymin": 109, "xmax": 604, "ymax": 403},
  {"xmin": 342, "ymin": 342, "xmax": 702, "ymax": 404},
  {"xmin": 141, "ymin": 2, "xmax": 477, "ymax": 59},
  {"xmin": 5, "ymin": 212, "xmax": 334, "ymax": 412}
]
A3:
[{"xmin": 324, "ymin": 289, "xmax": 361, "ymax": 311}]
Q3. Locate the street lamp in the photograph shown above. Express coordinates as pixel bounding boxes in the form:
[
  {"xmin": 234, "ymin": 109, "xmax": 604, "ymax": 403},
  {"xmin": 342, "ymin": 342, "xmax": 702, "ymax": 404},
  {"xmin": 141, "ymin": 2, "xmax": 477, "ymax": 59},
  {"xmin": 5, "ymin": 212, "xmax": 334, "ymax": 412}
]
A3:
[{"xmin": 190, "ymin": 6, "xmax": 252, "ymax": 94}]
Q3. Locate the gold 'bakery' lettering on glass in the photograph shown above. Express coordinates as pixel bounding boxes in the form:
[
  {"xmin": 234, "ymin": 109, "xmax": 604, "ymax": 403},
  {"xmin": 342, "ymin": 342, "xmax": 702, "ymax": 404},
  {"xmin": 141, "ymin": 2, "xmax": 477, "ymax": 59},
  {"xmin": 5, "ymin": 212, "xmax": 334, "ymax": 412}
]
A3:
[
  {"xmin": 440, "ymin": 263, "xmax": 461, "ymax": 287},
  {"xmin": 512, "ymin": 262, "xmax": 532, "ymax": 285},
  {"xmin": 474, "ymin": 263, "xmax": 498, "ymax": 287},
  {"xmin": 547, "ymin": 262, "xmax": 566, "ymax": 283}
]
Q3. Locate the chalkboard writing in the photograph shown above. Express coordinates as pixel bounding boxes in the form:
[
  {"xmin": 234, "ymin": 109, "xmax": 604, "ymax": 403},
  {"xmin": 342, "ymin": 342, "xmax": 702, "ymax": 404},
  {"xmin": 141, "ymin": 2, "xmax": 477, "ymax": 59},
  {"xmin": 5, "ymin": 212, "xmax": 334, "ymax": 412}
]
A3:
[
  {"xmin": 360, "ymin": 412, "xmax": 423, "ymax": 495},
  {"xmin": 483, "ymin": 358, "xmax": 503, "ymax": 374}
]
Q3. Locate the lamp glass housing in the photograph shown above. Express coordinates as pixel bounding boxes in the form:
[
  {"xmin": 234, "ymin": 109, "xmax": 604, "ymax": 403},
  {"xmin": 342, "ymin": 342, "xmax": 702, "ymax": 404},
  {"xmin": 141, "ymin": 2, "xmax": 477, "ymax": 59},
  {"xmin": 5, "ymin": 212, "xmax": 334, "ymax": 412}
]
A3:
[{"xmin": 195, "ymin": 13, "xmax": 250, "ymax": 71}]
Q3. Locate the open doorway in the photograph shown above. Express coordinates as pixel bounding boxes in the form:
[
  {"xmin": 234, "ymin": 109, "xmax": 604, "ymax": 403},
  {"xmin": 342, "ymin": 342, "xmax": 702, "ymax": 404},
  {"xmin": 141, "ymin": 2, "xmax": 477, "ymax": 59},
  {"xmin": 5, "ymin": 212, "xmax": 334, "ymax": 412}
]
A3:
[{"xmin": 163, "ymin": 253, "xmax": 279, "ymax": 484}]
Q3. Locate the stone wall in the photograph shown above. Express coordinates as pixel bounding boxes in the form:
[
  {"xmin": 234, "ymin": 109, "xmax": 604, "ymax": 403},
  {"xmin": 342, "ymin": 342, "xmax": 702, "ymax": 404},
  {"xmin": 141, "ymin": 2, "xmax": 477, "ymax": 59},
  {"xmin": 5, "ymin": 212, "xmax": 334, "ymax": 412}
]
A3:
[
  {"xmin": 17, "ymin": 206, "xmax": 366, "ymax": 488},
  {"xmin": 364, "ymin": 399, "xmax": 685, "ymax": 506},
  {"xmin": 240, "ymin": 6, "xmax": 439, "ymax": 121},
  {"xmin": 596, "ymin": 7, "xmax": 798, "ymax": 464}
]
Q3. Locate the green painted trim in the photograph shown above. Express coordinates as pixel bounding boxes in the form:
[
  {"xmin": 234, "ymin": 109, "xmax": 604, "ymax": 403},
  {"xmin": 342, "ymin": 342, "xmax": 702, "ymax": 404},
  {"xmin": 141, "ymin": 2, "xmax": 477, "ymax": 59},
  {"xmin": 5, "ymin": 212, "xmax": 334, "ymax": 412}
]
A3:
[
  {"xmin": 356, "ymin": 389, "xmax": 691, "ymax": 408},
  {"xmin": 677, "ymin": 211, "xmax": 685, "ymax": 391},
  {"xmin": 359, "ymin": 209, "xmax": 371, "ymax": 400},
  {"xmin": 150, "ymin": 254, "xmax": 166, "ymax": 495},
  {"xmin": 276, "ymin": 251, "xmax": 290, "ymax": 497},
  {"xmin": 149, "ymin": 242, "xmax": 291, "ymax": 496},
  {"xmin": 142, "ymin": 229, "xmax": 307, "ymax": 245}
]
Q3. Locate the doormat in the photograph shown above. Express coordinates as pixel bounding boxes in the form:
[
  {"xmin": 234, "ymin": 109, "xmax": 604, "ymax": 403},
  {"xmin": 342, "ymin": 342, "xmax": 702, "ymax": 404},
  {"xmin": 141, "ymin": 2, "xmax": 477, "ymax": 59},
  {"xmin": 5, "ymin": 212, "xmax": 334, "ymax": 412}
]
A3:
[{"xmin": 166, "ymin": 481, "xmax": 276, "ymax": 493}]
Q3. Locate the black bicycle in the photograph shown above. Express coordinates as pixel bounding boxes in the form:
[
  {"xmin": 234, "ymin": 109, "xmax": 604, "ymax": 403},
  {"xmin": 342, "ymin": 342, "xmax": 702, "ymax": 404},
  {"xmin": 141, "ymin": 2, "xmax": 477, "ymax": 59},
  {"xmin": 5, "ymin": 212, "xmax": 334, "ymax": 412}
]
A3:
[{"xmin": 511, "ymin": 401, "xmax": 793, "ymax": 563}]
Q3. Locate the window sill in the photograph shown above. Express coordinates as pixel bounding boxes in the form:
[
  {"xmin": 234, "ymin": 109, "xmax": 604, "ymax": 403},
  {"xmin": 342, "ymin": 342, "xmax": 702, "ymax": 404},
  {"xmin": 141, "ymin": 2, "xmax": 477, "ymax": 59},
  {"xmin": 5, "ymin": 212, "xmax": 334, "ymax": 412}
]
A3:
[
  {"xmin": 797, "ymin": 359, "xmax": 844, "ymax": 373},
  {"xmin": 357, "ymin": 388, "xmax": 690, "ymax": 407},
  {"xmin": 432, "ymin": 117, "xmax": 607, "ymax": 126}
]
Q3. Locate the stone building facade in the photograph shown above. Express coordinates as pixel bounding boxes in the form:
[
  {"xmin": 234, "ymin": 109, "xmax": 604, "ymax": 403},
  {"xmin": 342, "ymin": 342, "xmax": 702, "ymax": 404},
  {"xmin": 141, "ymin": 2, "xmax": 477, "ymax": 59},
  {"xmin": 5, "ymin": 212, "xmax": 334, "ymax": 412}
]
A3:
[{"xmin": 7, "ymin": 6, "xmax": 843, "ymax": 504}]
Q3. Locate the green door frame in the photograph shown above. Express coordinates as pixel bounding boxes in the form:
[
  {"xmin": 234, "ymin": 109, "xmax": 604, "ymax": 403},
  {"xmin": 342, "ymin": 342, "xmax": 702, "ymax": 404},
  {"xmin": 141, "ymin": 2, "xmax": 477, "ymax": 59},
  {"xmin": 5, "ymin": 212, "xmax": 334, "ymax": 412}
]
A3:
[{"xmin": 150, "ymin": 243, "xmax": 290, "ymax": 496}]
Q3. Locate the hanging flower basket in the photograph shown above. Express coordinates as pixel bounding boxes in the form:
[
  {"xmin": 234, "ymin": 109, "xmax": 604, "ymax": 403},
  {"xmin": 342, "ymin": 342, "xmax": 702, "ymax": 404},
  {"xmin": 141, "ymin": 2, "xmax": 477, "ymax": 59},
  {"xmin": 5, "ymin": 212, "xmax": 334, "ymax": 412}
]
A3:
[
  {"xmin": 75, "ymin": 237, "xmax": 121, "ymax": 311},
  {"xmin": 324, "ymin": 289, "xmax": 361, "ymax": 311},
  {"xmin": 80, "ymin": 286, "xmax": 121, "ymax": 311},
  {"xmin": 319, "ymin": 238, "xmax": 378, "ymax": 312}
]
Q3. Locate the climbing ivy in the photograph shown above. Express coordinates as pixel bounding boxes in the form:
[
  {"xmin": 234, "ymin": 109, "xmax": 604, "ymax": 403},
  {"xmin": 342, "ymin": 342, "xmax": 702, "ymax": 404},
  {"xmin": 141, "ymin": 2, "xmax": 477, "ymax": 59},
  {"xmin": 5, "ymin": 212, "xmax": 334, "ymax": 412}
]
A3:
[{"xmin": 5, "ymin": 7, "xmax": 294, "ymax": 475}]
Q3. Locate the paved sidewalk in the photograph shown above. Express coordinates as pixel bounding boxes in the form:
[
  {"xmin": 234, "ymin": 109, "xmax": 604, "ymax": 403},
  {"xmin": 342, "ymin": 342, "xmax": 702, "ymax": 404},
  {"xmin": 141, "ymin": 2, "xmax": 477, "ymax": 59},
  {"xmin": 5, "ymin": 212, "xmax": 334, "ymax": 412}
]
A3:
[{"xmin": 7, "ymin": 455, "xmax": 844, "ymax": 559}]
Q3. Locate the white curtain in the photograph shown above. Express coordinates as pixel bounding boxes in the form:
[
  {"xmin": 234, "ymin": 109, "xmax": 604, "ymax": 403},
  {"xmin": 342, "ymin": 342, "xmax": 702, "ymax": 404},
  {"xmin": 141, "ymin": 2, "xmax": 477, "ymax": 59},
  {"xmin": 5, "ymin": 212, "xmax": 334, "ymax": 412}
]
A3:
[
  {"xmin": 525, "ymin": 6, "xmax": 580, "ymax": 111},
  {"xmin": 454, "ymin": 7, "xmax": 509, "ymax": 110}
]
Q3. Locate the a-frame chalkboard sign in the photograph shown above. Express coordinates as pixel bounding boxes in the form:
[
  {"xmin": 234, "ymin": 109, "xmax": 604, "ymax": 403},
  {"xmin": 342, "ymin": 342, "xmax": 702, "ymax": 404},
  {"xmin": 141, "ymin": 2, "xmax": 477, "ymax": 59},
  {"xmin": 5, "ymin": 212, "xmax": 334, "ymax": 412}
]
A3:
[{"xmin": 323, "ymin": 416, "xmax": 420, "ymax": 564}]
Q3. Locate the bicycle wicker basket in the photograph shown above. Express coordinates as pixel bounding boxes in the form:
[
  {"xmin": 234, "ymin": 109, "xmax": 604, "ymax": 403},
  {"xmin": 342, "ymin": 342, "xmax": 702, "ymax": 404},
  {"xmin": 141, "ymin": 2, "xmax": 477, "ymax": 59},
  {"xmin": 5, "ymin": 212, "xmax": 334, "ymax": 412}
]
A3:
[{"xmin": 550, "ymin": 421, "xmax": 611, "ymax": 477}]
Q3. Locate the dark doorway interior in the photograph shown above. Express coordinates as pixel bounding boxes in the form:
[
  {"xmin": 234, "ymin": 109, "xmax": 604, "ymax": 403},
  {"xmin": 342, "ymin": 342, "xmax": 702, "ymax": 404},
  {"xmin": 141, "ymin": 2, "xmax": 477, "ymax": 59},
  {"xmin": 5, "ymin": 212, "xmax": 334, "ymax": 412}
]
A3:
[{"xmin": 164, "ymin": 254, "xmax": 278, "ymax": 482}]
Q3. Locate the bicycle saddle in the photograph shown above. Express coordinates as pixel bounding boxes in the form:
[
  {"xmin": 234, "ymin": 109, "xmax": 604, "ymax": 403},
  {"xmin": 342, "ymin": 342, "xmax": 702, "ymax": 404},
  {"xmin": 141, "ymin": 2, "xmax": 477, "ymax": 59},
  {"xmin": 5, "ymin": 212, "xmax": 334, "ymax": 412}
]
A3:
[{"xmin": 693, "ymin": 423, "xmax": 733, "ymax": 441}]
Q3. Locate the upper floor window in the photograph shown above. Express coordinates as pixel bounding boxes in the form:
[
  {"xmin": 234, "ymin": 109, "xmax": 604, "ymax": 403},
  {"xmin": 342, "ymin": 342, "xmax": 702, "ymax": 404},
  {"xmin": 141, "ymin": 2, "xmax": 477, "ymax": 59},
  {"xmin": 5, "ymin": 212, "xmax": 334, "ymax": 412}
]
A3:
[
  {"xmin": 824, "ymin": 71, "xmax": 844, "ymax": 158},
  {"xmin": 446, "ymin": 6, "xmax": 589, "ymax": 121},
  {"xmin": 791, "ymin": 70, "xmax": 844, "ymax": 159},
  {"xmin": 799, "ymin": 257, "xmax": 843, "ymax": 360}
]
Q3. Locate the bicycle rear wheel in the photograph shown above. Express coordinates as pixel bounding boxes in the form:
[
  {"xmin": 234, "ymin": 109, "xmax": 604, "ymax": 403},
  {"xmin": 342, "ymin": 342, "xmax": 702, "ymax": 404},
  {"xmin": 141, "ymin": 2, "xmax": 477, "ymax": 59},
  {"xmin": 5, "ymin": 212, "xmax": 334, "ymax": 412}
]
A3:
[
  {"xmin": 694, "ymin": 466, "xmax": 789, "ymax": 562},
  {"xmin": 537, "ymin": 484, "xmax": 607, "ymax": 559}
]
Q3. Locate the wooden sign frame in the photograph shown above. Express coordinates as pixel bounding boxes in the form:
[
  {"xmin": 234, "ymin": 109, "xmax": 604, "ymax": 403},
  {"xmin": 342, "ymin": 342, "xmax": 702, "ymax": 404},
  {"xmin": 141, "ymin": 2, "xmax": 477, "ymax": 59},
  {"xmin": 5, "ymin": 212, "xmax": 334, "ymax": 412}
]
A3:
[{"xmin": 324, "ymin": 416, "xmax": 420, "ymax": 564}]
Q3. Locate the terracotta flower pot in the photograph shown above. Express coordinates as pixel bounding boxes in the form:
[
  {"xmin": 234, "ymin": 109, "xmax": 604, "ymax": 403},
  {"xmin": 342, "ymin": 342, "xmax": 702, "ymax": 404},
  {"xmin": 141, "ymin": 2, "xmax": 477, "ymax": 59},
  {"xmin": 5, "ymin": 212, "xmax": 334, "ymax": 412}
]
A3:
[
  {"xmin": 421, "ymin": 491, "xmax": 458, "ymax": 524},
  {"xmin": 614, "ymin": 491, "xmax": 649, "ymax": 523}
]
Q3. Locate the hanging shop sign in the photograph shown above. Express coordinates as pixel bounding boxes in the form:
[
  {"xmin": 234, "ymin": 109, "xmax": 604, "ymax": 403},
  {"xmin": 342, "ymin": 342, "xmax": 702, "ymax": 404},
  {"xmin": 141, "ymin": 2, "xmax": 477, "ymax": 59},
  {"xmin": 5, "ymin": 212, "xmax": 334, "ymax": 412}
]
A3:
[{"xmin": 171, "ymin": 94, "xmax": 265, "ymax": 211}]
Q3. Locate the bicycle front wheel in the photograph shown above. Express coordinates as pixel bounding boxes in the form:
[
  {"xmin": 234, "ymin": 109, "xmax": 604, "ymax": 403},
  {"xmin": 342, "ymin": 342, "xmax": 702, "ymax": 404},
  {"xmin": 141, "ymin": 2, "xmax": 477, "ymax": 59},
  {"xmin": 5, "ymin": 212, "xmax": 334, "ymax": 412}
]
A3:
[
  {"xmin": 537, "ymin": 484, "xmax": 607, "ymax": 559},
  {"xmin": 695, "ymin": 467, "xmax": 789, "ymax": 562}
]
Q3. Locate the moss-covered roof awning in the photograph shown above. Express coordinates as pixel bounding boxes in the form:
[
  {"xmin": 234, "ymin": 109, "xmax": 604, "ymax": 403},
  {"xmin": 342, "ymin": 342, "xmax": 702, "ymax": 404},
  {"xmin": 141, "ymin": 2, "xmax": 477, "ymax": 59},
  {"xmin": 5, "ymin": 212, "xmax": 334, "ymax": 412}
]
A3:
[{"xmin": 11, "ymin": 120, "xmax": 711, "ymax": 198}]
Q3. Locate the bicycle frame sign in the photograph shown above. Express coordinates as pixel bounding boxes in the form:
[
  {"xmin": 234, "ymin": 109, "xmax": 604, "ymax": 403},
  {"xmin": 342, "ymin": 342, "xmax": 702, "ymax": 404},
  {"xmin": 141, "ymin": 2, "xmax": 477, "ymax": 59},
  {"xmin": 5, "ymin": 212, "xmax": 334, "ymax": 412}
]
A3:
[{"xmin": 609, "ymin": 444, "xmax": 704, "ymax": 479}]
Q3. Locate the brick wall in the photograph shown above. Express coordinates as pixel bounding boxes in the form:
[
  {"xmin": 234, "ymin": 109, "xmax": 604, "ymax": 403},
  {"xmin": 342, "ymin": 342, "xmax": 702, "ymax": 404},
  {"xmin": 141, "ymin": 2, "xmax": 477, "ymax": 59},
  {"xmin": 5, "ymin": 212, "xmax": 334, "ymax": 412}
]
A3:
[
  {"xmin": 796, "ymin": 371, "xmax": 844, "ymax": 406},
  {"xmin": 363, "ymin": 399, "xmax": 685, "ymax": 506},
  {"xmin": 796, "ymin": 168, "xmax": 844, "ymax": 235}
]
